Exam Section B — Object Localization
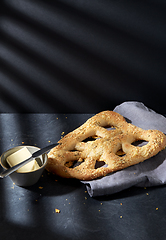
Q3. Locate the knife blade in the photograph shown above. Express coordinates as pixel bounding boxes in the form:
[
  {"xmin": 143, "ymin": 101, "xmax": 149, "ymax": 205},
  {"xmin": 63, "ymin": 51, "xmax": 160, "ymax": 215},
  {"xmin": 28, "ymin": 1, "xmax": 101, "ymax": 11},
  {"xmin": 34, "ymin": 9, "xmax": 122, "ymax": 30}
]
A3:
[{"xmin": 0, "ymin": 143, "xmax": 57, "ymax": 178}]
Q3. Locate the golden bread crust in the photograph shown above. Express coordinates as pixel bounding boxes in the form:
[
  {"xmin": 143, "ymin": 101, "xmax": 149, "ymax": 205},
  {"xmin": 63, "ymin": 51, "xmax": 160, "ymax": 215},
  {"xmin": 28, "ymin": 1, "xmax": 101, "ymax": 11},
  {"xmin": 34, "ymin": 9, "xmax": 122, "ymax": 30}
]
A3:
[{"xmin": 46, "ymin": 111, "xmax": 166, "ymax": 180}]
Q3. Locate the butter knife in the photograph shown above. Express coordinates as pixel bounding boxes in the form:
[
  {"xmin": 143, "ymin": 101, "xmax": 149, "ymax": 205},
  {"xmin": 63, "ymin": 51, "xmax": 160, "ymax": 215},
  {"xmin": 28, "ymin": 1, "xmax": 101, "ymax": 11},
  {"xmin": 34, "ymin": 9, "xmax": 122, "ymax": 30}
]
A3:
[{"xmin": 0, "ymin": 143, "xmax": 57, "ymax": 178}]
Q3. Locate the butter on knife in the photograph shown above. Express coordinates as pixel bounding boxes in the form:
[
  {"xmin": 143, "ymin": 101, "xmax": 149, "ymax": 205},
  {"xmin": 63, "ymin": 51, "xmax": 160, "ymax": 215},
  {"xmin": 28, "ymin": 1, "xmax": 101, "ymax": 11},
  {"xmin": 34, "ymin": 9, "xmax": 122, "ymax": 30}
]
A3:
[{"xmin": 6, "ymin": 147, "xmax": 39, "ymax": 173}]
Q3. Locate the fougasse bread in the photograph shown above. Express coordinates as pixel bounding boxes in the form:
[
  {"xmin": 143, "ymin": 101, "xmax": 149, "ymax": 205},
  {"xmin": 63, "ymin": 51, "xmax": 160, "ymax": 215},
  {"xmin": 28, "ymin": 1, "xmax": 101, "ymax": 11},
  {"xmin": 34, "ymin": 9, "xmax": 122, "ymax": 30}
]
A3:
[{"xmin": 46, "ymin": 111, "xmax": 166, "ymax": 180}]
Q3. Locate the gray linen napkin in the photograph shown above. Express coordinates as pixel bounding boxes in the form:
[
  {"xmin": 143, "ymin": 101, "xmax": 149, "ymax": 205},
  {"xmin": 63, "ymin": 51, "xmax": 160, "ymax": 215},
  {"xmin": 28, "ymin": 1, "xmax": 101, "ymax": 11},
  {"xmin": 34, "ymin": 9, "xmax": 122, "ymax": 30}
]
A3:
[{"xmin": 82, "ymin": 101, "xmax": 166, "ymax": 197}]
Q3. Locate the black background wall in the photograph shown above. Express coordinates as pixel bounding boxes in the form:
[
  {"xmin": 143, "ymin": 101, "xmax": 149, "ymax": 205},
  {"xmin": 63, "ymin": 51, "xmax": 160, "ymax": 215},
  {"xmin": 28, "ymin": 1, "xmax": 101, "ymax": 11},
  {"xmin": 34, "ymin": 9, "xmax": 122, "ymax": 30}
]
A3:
[{"xmin": 0, "ymin": 0, "xmax": 166, "ymax": 113}]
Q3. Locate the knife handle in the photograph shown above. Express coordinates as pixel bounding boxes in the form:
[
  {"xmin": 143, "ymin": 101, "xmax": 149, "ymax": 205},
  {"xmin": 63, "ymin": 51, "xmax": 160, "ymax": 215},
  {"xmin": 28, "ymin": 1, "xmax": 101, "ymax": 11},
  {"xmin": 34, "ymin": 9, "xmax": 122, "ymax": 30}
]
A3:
[{"xmin": 0, "ymin": 156, "xmax": 33, "ymax": 178}]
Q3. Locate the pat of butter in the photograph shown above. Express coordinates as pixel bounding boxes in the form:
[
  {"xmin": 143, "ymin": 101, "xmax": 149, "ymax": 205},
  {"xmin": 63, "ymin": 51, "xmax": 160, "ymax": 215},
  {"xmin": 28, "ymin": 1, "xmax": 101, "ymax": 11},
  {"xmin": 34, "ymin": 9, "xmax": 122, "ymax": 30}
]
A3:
[{"xmin": 6, "ymin": 147, "xmax": 39, "ymax": 173}]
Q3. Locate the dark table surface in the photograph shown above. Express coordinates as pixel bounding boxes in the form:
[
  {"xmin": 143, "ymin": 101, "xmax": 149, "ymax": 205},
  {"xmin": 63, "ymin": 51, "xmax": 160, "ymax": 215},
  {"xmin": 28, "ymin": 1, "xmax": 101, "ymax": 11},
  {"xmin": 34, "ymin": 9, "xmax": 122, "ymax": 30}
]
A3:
[{"xmin": 0, "ymin": 113, "xmax": 166, "ymax": 240}]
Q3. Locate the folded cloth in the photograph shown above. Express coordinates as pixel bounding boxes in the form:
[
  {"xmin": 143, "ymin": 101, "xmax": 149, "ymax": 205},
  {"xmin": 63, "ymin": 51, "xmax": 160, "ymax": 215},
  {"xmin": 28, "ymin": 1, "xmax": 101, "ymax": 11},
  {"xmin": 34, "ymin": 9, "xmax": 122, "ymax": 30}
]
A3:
[{"xmin": 82, "ymin": 101, "xmax": 166, "ymax": 197}]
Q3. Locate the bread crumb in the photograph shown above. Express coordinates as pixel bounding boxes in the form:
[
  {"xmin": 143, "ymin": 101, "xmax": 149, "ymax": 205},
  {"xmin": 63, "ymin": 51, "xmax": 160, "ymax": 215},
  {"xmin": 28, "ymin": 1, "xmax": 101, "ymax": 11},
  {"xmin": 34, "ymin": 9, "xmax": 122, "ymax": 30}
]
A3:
[
  {"xmin": 156, "ymin": 208, "xmax": 158, "ymax": 210},
  {"xmin": 55, "ymin": 208, "xmax": 60, "ymax": 213},
  {"xmin": 39, "ymin": 186, "xmax": 43, "ymax": 189},
  {"xmin": 120, "ymin": 216, "xmax": 123, "ymax": 218},
  {"xmin": 120, "ymin": 203, "xmax": 123, "ymax": 205},
  {"xmin": 146, "ymin": 193, "xmax": 149, "ymax": 196}
]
